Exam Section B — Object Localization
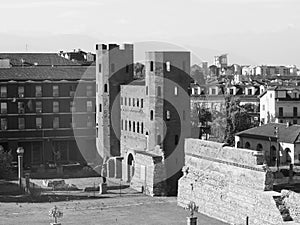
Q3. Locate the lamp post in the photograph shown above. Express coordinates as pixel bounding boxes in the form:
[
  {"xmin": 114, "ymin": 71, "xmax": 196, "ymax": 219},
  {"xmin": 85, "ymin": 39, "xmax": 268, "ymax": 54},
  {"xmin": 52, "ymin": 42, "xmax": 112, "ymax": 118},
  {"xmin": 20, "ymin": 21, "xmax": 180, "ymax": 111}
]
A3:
[{"xmin": 16, "ymin": 147, "xmax": 24, "ymax": 188}]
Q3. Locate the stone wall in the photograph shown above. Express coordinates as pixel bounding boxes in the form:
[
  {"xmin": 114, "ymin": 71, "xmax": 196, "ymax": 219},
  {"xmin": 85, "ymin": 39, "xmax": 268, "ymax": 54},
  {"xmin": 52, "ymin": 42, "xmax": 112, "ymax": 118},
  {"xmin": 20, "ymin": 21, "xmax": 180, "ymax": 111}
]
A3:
[
  {"xmin": 130, "ymin": 150, "xmax": 167, "ymax": 196},
  {"xmin": 282, "ymin": 190, "xmax": 300, "ymax": 223},
  {"xmin": 178, "ymin": 139, "xmax": 288, "ymax": 225}
]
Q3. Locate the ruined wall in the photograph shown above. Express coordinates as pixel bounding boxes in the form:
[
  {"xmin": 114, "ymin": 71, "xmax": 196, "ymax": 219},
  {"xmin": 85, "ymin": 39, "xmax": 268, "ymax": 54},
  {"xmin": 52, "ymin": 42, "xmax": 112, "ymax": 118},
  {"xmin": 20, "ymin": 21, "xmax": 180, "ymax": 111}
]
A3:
[
  {"xmin": 130, "ymin": 150, "xmax": 167, "ymax": 196},
  {"xmin": 178, "ymin": 139, "xmax": 286, "ymax": 225}
]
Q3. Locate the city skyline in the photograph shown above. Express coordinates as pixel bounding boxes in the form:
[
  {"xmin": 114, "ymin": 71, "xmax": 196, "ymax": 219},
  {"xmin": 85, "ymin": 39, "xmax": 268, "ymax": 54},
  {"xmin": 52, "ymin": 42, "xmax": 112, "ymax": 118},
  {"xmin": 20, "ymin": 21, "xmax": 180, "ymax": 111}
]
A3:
[{"xmin": 1, "ymin": 0, "xmax": 300, "ymax": 66}]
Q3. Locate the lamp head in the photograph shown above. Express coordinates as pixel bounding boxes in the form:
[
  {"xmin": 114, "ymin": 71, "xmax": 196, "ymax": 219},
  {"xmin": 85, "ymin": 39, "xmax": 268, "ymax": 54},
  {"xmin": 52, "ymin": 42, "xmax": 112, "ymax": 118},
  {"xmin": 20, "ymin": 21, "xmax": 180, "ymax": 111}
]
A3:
[{"xmin": 16, "ymin": 147, "xmax": 24, "ymax": 155}]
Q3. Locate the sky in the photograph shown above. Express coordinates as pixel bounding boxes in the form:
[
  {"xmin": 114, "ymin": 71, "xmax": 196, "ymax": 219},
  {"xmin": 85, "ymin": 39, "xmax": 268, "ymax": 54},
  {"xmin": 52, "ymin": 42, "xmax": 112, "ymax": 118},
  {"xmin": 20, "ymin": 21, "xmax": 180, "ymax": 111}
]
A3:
[{"xmin": 1, "ymin": 0, "xmax": 300, "ymax": 66}]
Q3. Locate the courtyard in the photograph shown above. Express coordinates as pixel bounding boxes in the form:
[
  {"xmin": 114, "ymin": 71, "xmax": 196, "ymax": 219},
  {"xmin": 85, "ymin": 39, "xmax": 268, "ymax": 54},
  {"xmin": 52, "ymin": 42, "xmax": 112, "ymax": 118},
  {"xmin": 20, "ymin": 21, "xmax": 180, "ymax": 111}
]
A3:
[{"xmin": 0, "ymin": 177, "xmax": 228, "ymax": 225}]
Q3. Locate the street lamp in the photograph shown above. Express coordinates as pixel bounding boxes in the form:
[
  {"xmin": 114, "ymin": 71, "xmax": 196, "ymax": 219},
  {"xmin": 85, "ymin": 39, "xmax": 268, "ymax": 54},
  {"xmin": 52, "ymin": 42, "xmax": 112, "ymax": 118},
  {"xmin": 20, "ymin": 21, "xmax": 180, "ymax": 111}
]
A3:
[{"xmin": 16, "ymin": 147, "xmax": 24, "ymax": 188}]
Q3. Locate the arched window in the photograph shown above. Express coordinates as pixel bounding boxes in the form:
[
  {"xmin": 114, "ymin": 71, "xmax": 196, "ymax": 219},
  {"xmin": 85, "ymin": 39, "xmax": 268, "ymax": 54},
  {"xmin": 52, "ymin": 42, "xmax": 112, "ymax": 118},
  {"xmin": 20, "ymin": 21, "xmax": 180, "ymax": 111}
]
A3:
[
  {"xmin": 150, "ymin": 61, "xmax": 154, "ymax": 72},
  {"xmin": 137, "ymin": 122, "xmax": 140, "ymax": 133},
  {"xmin": 256, "ymin": 143, "xmax": 263, "ymax": 151},
  {"xmin": 285, "ymin": 148, "xmax": 291, "ymax": 163},
  {"xmin": 129, "ymin": 121, "xmax": 131, "ymax": 131},
  {"xmin": 150, "ymin": 110, "xmax": 154, "ymax": 121},
  {"xmin": 133, "ymin": 121, "xmax": 135, "ymax": 132},
  {"xmin": 245, "ymin": 142, "xmax": 250, "ymax": 149},
  {"xmin": 141, "ymin": 122, "xmax": 144, "ymax": 134},
  {"xmin": 104, "ymin": 84, "xmax": 108, "ymax": 93},
  {"xmin": 166, "ymin": 110, "xmax": 170, "ymax": 120}
]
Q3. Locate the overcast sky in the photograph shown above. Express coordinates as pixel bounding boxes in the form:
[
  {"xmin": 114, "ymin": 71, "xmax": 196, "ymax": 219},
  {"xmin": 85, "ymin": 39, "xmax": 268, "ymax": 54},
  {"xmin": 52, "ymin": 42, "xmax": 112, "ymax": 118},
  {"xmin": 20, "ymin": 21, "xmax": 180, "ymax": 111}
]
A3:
[{"xmin": 1, "ymin": 0, "xmax": 300, "ymax": 65}]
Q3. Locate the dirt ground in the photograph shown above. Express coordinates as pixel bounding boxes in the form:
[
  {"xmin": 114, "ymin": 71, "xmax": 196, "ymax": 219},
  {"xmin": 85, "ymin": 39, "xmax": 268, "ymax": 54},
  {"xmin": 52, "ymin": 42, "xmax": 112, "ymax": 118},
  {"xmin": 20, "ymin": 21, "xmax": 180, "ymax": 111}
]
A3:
[{"xmin": 0, "ymin": 178, "xmax": 228, "ymax": 225}]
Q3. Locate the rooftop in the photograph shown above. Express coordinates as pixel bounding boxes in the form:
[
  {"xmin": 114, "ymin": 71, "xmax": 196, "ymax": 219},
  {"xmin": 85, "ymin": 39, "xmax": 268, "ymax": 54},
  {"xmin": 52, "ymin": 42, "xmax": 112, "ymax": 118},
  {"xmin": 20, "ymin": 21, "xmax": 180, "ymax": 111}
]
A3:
[
  {"xmin": 0, "ymin": 66, "xmax": 95, "ymax": 80},
  {"xmin": 0, "ymin": 53, "xmax": 80, "ymax": 66},
  {"xmin": 236, "ymin": 123, "xmax": 300, "ymax": 143}
]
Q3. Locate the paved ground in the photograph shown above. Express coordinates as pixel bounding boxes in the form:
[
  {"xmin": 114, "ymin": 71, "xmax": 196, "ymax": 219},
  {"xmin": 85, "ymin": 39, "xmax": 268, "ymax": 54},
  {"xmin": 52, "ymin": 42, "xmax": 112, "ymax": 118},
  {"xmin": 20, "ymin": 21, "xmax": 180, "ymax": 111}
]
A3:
[{"xmin": 0, "ymin": 177, "xmax": 228, "ymax": 225}]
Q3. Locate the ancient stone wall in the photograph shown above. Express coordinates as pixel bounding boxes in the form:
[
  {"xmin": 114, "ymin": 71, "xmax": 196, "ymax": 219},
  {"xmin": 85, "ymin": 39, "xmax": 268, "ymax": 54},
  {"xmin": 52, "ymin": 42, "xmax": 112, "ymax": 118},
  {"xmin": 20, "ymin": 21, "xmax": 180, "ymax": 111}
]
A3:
[{"xmin": 178, "ymin": 139, "xmax": 287, "ymax": 225}]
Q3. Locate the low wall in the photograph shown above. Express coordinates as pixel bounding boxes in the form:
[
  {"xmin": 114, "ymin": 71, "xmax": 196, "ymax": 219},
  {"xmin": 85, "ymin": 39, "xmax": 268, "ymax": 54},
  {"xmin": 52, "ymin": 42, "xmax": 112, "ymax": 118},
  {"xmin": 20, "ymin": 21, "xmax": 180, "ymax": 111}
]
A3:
[
  {"xmin": 282, "ymin": 190, "xmax": 300, "ymax": 223},
  {"xmin": 178, "ymin": 139, "xmax": 287, "ymax": 225},
  {"xmin": 131, "ymin": 151, "xmax": 167, "ymax": 196}
]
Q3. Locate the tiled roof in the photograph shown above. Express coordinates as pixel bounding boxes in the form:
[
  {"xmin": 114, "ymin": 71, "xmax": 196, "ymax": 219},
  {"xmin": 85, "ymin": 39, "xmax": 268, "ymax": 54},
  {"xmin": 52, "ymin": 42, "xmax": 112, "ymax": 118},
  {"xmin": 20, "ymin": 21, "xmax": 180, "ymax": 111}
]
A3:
[
  {"xmin": 0, "ymin": 66, "xmax": 95, "ymax": 80},
  {"xmin": 0, "ymin": 53, "xmax": 80, "ymax": 66},
  {"xmin": 236, "ymin": 123, "xmax": 300, "ymax": 143}
]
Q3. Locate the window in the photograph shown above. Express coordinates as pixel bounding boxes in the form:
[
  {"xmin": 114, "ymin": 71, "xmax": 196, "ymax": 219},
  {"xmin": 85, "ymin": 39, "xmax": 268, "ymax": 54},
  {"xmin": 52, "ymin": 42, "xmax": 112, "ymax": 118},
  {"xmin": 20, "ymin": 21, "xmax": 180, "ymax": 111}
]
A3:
[
  {"xmin": 87, "ymin": 116, "xmax": 93, "ymax": 127},
  {"xmin": 18, "ymin": 102, "xmax": 25, "ymax": 114},
  {"xmin": 157, "ymin": 86, "xmax": 161, "ymax": 97},
  {"xmin": 87, "ymin": 85, "xmax": 93, "ymax": 97},
  {"xmin": 174, "ymin": 86, "xmax": 178, "ymax": 96},
  {"xmin": 230, "ymin": 89, "xmax": 233, "ymax": 95},
  {"xmin": 150, "ymin": 110, "xmax": 154, "ymax": 120},
  {"xmin": 53, "ymin": 85, "xmax": 59, "ymax": 97},
  {"xmin": 0, "ymin": 86, "xmax": 7, "ymax": 98},
  {"xmin": 70, "ymin": 85, "xmax": 76, "ymax": 97},
  {"xmin": 125, "ymin": 120, "xmax": 127, "ymax": 131},
  {"xmin": 293, "ymin": 120, "xmax": 297, "ymax": 124},
  {"xmin": 1, "ymin": 102, "xmax": 7, "ymax": 114},
  {"xmin": 36, "ymin": 101, "xmax": 42, "ymax": 113},
  {"xmin": 245, "ymin": 142, "xmax": 250, "ymax": 149},
  {"xmin": 133, "ymin": 98, "xmax": 135, "ymax": 107},
  {"xmin": 87, "ymin": 101, "xmax": 92, "ymax": 112},
  {"xmin": 141, "ymin": 122, "xmax": 144, "ymax": 134},
  {"xmin": 129, "ymin": 121, "xmax": 131, "ymax": 131},
  {"xmin": 262, "ymin": 105, "xmax": 265, "ymax": 111},
  {"xmin": 129, "ymin": 98, "xmax": 131, "ymax": 106},
  {"xmin": 211, "ymin": 88, "xmax": 216, "ymax": 95},
  {"xmin": 279, "ymin": 107, "xmax": 283, "ymax": 117},
  {"xmin": 53, "ymin": 117, "xmax": 59, "ymax": 129},
  {"xmin": 104, "ymin": 84, "xmax": 108, "ymax": 93},
  {"xmin": 99, "ymin": 64, "xmax": 101, "ymax": 73},
  {"xmin": 53, "ymin": 101, "xmax": 59, "ymax": 113},
  {"xmin": 121, "ymin": 120, "xmax": 123, "ymax": 130},
  {"xmin": 70, "ymin": 101, "xmax": 75, "ymax": 112},
  {"xmin": 150, "ymin": 61, "xmax": 154, "ymax": 72},
  {"xmin": 146, "ymin": 86, "xmax": 148, "ymax": 95},
  {"xmin": 124, "ymin": 97, "xmax": 127, "ymax": 106},
  {"xmin": 248, "ymin": 89, "xmax": 252, "ymax": 95},
  {"xmin": 36, "ymin": 117, "xmax": 42, "ymax": 129},
  {"xmin": 1, "ymin": 118, "xmax": 7, "ymax": 130},
  {"xmin": 175, "ymin": 135, "xmax": 179, "ymax": 145},
  {"xmin": 18, "ymin": 86, "xmax": 24, "ymax": 98},
  {"xmin": 99, "ymin": 104, "xmax": 102, "ymax": 112},
  {"xmin": 294, "ymin": 107, "xmax": 297, "ymax": 117},
  {"xmin": 126, "ymin": 64, "xmax": 129, "ymax": 73},
  {"xmin": 166, "ymin": 110, "xmax": 171, "ymax": 120},
  {"xmin": 35, "ymin": 85, "xmax": 42, "ymax": 97},
  {"xmin": 133, "ymin": 121, "xmax": 135, "ymax": 132},
  {"xmin": 166, "ymin": 61, "xmax": 171, "ymax": 72},
  {"xmin": 111, "ymin": 63, "xmax": 115, "ymax": 73},
  {"xmin": 141, "ymin": 99, "xmax": 144, "ymax": 108},
  {"xmin": 137, "ymin": 98, "xmax": 139, "ymax": 107},
  {"xmin": 18, "ymin": 118, "xmax": 25, "ymax": 129},
  {"xmin": 121, "ymin": 97, "xmax": 123, "ymax": 105},
  {"xmin": 137, "ymin": 122, "xmax": 140, "ymax": 133}
]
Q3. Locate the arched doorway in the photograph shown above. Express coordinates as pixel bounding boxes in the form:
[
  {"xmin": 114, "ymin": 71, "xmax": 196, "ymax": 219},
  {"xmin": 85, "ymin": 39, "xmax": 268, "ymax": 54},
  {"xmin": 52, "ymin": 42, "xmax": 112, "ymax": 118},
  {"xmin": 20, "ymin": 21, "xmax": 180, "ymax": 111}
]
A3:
[
  {"xmin": 237, "ymin": 141, "xmax": 241, "ymax": 148},
  {"xmin": 127, "ymin": 153, "xmax": 134, "ymax": 182},
  {"xmin": 256, "ymin": 143, "xmax": 263, "ymax": 151},
  {"xmin": 270, "ymin": 146, "xmax": 277, "ymax": 166},
  {"xmin": 285, "ymin": 148, "xmax": 292, "ymax": 164}
]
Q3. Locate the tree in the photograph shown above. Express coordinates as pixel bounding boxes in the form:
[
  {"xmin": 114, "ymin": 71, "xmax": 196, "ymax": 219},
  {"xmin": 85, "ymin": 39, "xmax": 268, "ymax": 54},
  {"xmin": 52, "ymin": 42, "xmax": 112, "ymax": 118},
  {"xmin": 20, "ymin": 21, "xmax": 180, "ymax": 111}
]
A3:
[
  {"xmin": 224, "ymin": 97, "xmax": 253, "ymax": 146},
  {"xmin": 197, "ymin": 107, "xmax": 212, "ymax": 139},
  {"xmin": 0, "ymin": 146, "xmax": 13, "ymax": 179}
]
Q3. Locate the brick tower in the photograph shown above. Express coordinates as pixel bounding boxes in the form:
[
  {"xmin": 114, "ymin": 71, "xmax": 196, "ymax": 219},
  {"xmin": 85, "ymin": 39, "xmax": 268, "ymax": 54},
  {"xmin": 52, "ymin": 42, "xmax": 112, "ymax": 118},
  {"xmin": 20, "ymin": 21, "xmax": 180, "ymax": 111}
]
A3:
[
  {"xmin": 96, "ymin": 44, "xmax": 134, "ymax": 162},
  {"xmin": 145, "ymin": 51, "xmax": 191, "ymax": 195}
]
